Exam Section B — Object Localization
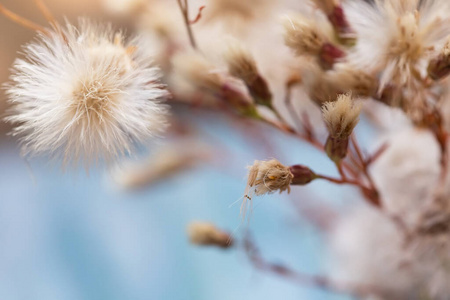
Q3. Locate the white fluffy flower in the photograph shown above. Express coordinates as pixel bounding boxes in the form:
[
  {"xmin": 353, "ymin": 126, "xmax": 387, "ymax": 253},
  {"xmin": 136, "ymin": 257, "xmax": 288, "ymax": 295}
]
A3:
[
  {"xmin": 371, "ymin": 127, "xmax": 441, "ymax": 224},
  {"xmin": 345, "ymin": 0, "xmax": 450, "ymax": 85},
  {"xmin": 344, "ymin": 0, "xmax": 450, "ymax": 119},
  {"xmin": 6, "ymin": 19, "xmax": 169, "ymax": 167}
]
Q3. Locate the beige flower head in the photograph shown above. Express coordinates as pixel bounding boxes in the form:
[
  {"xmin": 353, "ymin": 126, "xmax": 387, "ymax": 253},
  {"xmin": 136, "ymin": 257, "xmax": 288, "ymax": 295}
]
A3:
[
  {"xmin": 224, "ymin": 42, "xmax": 259, "ymax": 85},
  {"xmin": 241, "ymin": 159, "xmax": 293, "ymax": 220},
  {"xmin": 187, "ymin": 222, "xmax": 233, "ymax": 248},
  {"xmin": 283, "ymin": 15, "xmax": 327, "ymax": 56},
  {"xmin": 322, "ymin": 93, "xmax": 362, "ymax": 139},
  {"xmin": 245, "ymin": 159, "xmax": 293, "ymax": 197}
]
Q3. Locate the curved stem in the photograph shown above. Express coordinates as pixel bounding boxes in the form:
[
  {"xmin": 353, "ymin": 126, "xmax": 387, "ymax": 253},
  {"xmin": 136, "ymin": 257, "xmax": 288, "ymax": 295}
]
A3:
[
  {"xmin": 0, "ymin": 3, "xmax": 48, "ymax": 34},
  {"xmin": 33, "ymin": 0, "xmax": 56, "ymax": 26},
  {"xmin": 177, "ymin": 0, "xmax": 197, "ymax": 49}
]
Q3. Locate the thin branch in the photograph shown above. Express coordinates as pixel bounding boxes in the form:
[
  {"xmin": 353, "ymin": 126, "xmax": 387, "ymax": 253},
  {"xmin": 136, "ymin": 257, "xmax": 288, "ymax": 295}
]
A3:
[
  {"xmin": 32, "ymin": 0, "xmax": 56, "ymax": 26},
  {"xmin": 243, "ymin": 235, "xmax": 378, "ymax": 298},
  {"xmin": 283, "ymin": 78, "xmax": 304, "ymax": 130},
  {"xmin": 177, "ymin": 0, "xmax": 198, "ymax": 49},
  {"xmin": 0, "ymin": 3, "xmax": 48, "ymax": 34},
  {"xmin": 351, "ymin": 135, "xmax": 377, "ymax": 190},
  {"xmin": 189, "ymin": 5, "xmax": 205, "ymax": 24},
  {"xmin": 316, "ymin": 173, "xmax": 363, "ymax": 187}
]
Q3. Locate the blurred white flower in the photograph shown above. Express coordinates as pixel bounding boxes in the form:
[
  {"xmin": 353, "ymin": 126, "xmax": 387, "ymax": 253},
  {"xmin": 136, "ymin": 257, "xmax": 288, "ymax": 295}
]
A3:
[
  {"xmin": 371, "ymin": 127, "xmax": 440, "ymax": 224},
  {"xmin": 5, "ymin": 18, "xmax": 169, "ymax": 167},
  {"xmin": 344, "ymin": 0, "xmax": 450, "ymax": 119}
]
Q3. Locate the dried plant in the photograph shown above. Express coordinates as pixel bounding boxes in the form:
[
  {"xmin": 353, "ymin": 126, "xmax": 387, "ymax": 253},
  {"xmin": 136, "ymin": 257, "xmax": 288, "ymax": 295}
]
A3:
[{"xmin": 2, "ymin": 0, "xmax": 450, "ymax": 298}]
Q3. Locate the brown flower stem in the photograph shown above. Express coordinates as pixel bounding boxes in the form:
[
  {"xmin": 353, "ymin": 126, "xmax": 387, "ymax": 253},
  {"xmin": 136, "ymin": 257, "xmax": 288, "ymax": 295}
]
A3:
[
  {"xmin": 283, "ymin": 77, "xmax": 304, "ymax": 131},
  {"xmin": 243, "ymin": 235, "xmax": 377, "ymax": 297},
  {"xmin": 316, "ymin": 174, "xmax": 362, "ymax": 187},
  {"xmin": 32, "ymin": 0, "xmax": 56, "ymax": 27},
  {"xmin": 351, "ymin": 135, "xmax": 377, "ymax": 190},
  {"xmin": 365, "ymin": 142, "xmax": 388, "ymax": 165},
  {"xmin": 189, "ymin": 5, "xmax": 205, "ymax": 24},
  {"xmin": 0, "ymin": 3, "xmax": 48, "ymax": 34},
  {"xmin": 177, "ymin": 0, "xmax": 198, "ymax": 49},
  {"xmin": 258, "ymin": 115, "xmax": 360, "ymax": 181},
  {"xmin": 335, "ymin": 161, "xmax": 347, "ymax": 180}
]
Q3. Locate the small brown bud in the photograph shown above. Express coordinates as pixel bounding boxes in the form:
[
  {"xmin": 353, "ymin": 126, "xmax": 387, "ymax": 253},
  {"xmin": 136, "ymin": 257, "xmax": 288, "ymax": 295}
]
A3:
[
  {"xmin": 428, "ymin": 42, "xmax": 450, "ymax": 81},
  {"xmin": 289, "ymin": 165, "xmax": 317, "ymax": 185},
  {"xmin": 325, "ymin": 135, "xmax": 349, "ymax": 162},
  {"xmin": 319, "ymin": 43, "xmax": 346, "ymax": 70},
  {"xmin": 187, "ymin": 222, "xmax": 233, "ymax": 249},
  {"xmin": 172, "ymin": 52, "xmax": 255, "ymax": 114},
  {"xmin": 224, "ymin": 42, "xmax": 273, "ymax": 107},
  {"xmin": 327, "ymin": 5, "xmax": 356, "ymax": 46},
  {"xmin": 322, "ymin": 93, "xmax": 361, "ymax": 162}
]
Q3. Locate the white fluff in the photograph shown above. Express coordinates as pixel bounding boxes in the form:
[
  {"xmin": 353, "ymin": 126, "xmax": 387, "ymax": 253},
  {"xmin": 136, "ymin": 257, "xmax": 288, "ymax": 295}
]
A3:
[{"xmin": 6, "ymin": 19, "xmax": 169, "ymax": 167}]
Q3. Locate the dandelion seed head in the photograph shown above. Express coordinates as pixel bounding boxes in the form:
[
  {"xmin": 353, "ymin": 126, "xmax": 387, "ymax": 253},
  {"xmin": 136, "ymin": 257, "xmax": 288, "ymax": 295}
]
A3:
[{"xmin": 5, "ymin": 18, "xmax": 169, "ymax": 167}]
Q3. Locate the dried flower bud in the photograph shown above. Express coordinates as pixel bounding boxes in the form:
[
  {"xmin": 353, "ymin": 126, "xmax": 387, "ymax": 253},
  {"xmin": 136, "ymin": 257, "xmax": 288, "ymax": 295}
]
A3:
[
  {"xmin": 289, "ymin": 165, "xmax": 317, "ymax": 185},
  {"xmin": 311, "ymin": 0, "xmax": 337, "ymax": 15},
  {"xmin": 245, "ymin": 159, "xmax": 317, "ymax": 197},
  {"xmin": 225, "ymin": 43, "xmax": 258, "ymax": 84},
  {"xmin": 246, "ymin": 159, "xmax": 294, "ymax": 197},
  {"xmin": 322, "ymin": 93, "xmax": 361, "ymax": 162},
  {"xmin": 283, "ymin": 16, "xmax": 344, "ymax": 69},
  {"xmin": 224, "ymin": 43, "xmax": 272, "ymax": 107},
  {"xmin": 322, "ymin": 93, "xmax": 361, "ymax": 140},
  {"xmin": 318, "ymin": 42, "xmax": 346, "ymax": 70},
  {"xmin": 327, "ymin": 5, "xmax": 356, "ymax": 45},
  {"xmin": 187, "ymin": 222, "xmax": 233, "ymax": 248},
  {"xmin": 428, "ymin": 41, "xmax": 450, "ymax": 81},
  {"xmin": 242, "ymin": 159, "xmax": 317, "ymax": 220},
  {"xmin": 283, "ymin": 16, "xmax": 326, "ymax": 56},
  {"xmin": 171, "ymin": 52, "xmax": 255, "ymax": 115},
  {"xmin": 311, "ymin": 0, "xmax": 355, "ymax": 45}
]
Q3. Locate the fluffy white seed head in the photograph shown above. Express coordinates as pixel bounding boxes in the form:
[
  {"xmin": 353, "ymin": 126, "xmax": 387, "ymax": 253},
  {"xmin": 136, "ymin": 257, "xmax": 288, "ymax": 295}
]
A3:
[
  {"xmin": 5, "ymin": 19, "xmax": 169, "ymax": 167},
  {"xmin": 322, "ymin": 93, "xmax": 362, "ymax": 139},
  {"xmin": 344, "ymin": 0, "xmax": 450, "ymax": 94}
]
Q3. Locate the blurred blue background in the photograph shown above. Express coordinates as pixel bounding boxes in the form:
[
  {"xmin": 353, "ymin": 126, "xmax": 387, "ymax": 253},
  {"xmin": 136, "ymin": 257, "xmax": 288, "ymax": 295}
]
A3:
[{"xmin": 0, "ymin": 111, "xmax": 360, "ymax": 300}]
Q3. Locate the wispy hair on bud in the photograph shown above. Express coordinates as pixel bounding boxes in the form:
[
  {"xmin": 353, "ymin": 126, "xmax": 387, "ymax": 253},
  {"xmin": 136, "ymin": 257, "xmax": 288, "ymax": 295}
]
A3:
[
  {"xmin": 224, "ymin": 41, "xmax": 272, "ymax": 107},
  {"xmin": 322, "ymin": 93, "xmax": 361, "ymax": 140},
  {"xmin": 283, "ymin": 15, "xmax": 327, "ymax": 56}
]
